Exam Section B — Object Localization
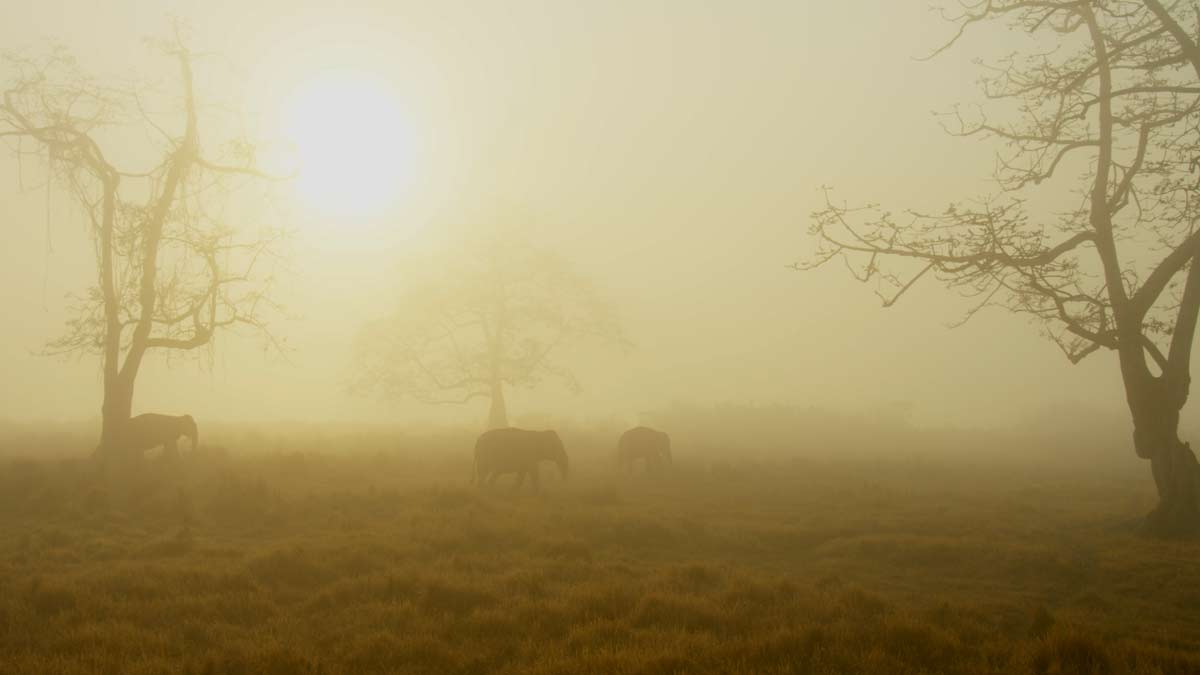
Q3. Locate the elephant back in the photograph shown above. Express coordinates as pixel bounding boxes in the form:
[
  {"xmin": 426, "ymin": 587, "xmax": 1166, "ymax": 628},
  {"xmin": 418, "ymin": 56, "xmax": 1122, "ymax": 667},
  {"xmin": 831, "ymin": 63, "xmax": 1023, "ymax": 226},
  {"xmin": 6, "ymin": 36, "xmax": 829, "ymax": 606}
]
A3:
[
  {"xmin": 619, "ymin": 426, "xmax": 670, "ymax": 454},
  {"xmin": 475, "ymin": 427, "xmax": 553, "ymax": 469}
]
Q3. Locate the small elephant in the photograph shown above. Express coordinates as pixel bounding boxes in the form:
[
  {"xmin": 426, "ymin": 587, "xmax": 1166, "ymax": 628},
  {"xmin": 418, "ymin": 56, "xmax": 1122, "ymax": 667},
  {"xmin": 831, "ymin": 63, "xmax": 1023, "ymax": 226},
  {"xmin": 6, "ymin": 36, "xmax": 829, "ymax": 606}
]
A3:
[
  {"xmin": 122, "ymin": 413, "xmax": 198, "ymax": 459},
  {"xmin": 473, "ymin": 427, "xmax": 568, "ymax": 492},
  {"xmin": 618, "ymin": 426, "xmax": 671, "ymax": 475}
]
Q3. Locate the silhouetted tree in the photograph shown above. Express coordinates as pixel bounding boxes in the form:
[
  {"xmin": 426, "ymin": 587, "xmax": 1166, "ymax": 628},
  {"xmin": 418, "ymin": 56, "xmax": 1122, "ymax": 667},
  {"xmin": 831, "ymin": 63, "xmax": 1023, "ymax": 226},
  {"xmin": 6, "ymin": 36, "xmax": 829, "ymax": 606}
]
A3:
[
  {"xmin": 800, "ymin": 1, "xmax": 1200, "ymax": 535},
  {"xmin": 352, "ymin": 228, "xmax": 628, "ymax": 429},
  {"xmin": 0, "ymin": 31, "xmax": 285, "ymax": 460}
]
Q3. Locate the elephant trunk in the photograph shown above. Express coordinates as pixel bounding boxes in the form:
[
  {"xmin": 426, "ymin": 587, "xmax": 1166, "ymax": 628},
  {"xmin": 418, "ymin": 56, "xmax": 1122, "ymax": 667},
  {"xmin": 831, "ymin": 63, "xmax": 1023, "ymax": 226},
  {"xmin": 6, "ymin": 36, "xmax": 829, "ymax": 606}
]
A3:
[
  {"xmin": 184, "ymin": 415, "xmax": 198, "ymax": 452},
  {"xmin": 556, "ymin": 455, "xmax": 568, "ymax": 479}
]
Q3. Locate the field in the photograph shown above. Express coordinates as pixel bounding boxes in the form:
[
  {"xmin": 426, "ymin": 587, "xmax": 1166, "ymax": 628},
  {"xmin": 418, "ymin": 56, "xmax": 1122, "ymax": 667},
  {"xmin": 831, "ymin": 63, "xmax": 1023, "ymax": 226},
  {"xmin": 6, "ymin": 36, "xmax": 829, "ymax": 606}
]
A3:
[{"xmin": 2, "ymin": 424, "xmax": 1200, "ymax": 674}]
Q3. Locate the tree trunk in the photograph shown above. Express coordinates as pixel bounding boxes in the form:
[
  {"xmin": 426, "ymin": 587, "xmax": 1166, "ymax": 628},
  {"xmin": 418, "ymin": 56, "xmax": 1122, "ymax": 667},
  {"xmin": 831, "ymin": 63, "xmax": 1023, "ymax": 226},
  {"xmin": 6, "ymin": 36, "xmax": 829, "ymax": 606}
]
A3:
[
  {"xmin": 95, "ymin": 345, "xmax": 147, "ymax": 462},
  {"xmin": 1130, "ymin": 387, "xmax": 1200, "ymax": 536},
  {"xmin": 1122, "ymin": 253, "xmax": 1200, "ymax": 536},
  {"xmin": 487, "ymin": 379, "xmax": 508, "ymax": 429},
  {"xmin": 94, "ymin": 172, "xmax": 124, "ymax": 460},
  {"xmin": 95, "ymin": 375, "xmax": 135, "ymax": 461},
  {"xmin": 1147, "ymin": 440, "xmax": 1200, "ymax": 536},
  {"xmin": 485, "ymin": 297, "xmax": 508, "ymax": 429}
]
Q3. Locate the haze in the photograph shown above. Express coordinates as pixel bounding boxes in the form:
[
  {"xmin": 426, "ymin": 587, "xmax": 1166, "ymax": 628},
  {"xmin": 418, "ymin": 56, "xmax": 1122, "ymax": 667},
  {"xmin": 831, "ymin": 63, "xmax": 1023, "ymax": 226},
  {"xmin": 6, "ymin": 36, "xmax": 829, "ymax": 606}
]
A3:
[
  {"xmin": 0, "ymin": 0, "xmax": 1123, "ymax": 430},
  {"xmin": 10, "ymin": 2, "xmax": 1200, "ymax": 672}
]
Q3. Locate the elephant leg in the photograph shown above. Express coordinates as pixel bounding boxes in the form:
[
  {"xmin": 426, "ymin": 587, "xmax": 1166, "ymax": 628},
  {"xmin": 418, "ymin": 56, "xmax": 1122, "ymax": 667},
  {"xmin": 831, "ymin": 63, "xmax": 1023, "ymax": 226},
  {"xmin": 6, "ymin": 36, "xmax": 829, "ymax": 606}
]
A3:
[
  {"xmin": 163, "ymin": 439, "xmax": 179, "ymax": 461},
  {"xmin": 530, "ymin": 467, "xmax": 541, "ymax": 493}
]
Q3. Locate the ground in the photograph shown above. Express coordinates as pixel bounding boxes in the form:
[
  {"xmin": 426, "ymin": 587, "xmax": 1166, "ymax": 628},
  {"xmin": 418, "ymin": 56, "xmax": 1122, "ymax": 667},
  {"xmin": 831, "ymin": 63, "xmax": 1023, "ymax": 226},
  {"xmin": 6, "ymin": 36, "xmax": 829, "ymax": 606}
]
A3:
[{"xmin": 1, "ymin": 435, "xmax": 1199, "ymax": 674}]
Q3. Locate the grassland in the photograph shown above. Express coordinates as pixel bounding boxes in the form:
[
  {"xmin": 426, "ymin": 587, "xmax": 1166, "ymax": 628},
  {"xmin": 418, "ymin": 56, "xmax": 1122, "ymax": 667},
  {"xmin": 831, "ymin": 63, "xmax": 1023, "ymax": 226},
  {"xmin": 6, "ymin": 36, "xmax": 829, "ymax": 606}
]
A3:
[{"xmin": 1, "ymin": 424, "xmax": 1199, "ymax": 674}]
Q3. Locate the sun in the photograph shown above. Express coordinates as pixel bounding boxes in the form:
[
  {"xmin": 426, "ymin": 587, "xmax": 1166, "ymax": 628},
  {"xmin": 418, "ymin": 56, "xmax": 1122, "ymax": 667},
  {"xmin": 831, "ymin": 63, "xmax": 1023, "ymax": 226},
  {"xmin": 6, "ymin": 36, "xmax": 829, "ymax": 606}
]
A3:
[{"xmin": 280, "ymin": 69, "xmax": 411, "ymax": 220}]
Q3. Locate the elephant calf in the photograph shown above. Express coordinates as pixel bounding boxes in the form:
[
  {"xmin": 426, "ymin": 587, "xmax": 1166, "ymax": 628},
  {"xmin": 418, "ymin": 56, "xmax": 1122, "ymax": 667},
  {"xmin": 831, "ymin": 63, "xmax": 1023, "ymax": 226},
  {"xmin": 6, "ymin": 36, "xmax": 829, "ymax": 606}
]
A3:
[
  {"xmin": 618, "ymin": 426, "xmax": 671, "ymax": 475},
  {"xmin": 122, "ymin": 413, "xmax": 198, "ymax": 459},
  {"xmin": 473, "ymin": 427, "xmax": 568, "ymax": 492}
]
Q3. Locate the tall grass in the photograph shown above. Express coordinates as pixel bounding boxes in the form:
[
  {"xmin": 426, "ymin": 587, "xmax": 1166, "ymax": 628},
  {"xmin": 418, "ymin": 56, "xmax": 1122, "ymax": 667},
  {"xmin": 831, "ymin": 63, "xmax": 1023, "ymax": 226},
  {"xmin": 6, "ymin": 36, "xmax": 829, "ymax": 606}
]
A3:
[{"xmin": 0, "ymin": 418, "xmax": 1197, "ymax": 673}]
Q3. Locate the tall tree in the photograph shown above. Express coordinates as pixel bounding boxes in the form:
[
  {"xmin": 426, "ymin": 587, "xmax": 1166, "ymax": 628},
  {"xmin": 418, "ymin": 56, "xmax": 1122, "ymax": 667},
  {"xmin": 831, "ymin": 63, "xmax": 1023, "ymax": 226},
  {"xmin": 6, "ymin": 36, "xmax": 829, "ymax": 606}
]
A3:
[
  {"xmin": 800, "ymin": 1, "xmax": 1200, "ymax": 535},
  {"xmin": 0, "ymin": 33, "xmax": 285, "ymax": 459},
  {"xmin": 352, "ymin": 228, "xmax": 628, "ymax": 429}
]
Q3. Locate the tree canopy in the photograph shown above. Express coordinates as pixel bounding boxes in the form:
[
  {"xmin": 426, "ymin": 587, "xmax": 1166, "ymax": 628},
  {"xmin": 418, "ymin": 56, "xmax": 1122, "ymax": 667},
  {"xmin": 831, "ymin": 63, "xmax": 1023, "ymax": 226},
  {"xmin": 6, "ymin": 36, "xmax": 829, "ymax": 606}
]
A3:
[{"xmin": 353, "ymin": 225, "xmax": 628, "ymax": 429}]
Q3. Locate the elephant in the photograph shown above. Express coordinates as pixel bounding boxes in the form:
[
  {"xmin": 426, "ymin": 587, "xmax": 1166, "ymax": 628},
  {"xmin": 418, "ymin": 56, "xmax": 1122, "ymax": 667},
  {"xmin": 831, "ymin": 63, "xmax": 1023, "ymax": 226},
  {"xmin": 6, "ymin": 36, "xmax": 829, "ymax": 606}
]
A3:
[
  {"xmin": 617, "ymin": 426, "xmax": 671, "ymax": 475},
  {"xmin": 121, "ymin": 413, "xmax": 198, "ymax": 459},
  {"xmin": 473, "ymin": 427, "xmax": 568, "ymax": 492}
]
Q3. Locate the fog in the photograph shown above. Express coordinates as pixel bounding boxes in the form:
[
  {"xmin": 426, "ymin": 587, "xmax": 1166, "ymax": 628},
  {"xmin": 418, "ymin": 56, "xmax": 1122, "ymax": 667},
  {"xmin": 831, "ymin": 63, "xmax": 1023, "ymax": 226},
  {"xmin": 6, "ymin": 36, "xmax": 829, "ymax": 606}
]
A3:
[
  {"xmin": 10, "ymin": 4, "xmax": 1200, "ymax": 673},
  {"xmin": 0, "ymin": 0, "xmax": 1134, "ymax": 432}
]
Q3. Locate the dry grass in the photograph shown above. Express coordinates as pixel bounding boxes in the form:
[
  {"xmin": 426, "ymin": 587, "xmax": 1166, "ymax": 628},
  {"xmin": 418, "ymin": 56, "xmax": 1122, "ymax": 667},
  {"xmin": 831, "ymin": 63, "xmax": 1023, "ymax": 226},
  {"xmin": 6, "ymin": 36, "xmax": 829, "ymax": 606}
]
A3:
[{"xmin": 0, "ymin": 432, "xmax": 1198, "ymax": 674}]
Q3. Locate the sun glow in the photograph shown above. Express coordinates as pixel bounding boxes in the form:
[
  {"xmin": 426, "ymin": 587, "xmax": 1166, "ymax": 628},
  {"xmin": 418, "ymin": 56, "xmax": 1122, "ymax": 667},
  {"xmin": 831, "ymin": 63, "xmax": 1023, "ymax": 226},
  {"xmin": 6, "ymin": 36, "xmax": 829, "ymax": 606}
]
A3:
[{"xmin": 280, "ymin": 69, "xmax": 411, "ymax": 220}]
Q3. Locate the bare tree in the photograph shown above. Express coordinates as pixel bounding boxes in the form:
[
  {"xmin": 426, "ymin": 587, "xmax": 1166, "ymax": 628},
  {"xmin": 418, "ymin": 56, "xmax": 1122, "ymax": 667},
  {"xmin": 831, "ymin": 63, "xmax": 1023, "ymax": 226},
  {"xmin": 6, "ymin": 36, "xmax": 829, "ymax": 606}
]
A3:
[
  {"xmin": 800, "ymin": 1, "xmax": 1200, "ymax": 535},
  {"xmin": 352, "ymin": 229, "xmax": 628, "ymax": 429},
  {"xmin": 0, "ymin": 32, "xmax": 286, "ymax": 459}
]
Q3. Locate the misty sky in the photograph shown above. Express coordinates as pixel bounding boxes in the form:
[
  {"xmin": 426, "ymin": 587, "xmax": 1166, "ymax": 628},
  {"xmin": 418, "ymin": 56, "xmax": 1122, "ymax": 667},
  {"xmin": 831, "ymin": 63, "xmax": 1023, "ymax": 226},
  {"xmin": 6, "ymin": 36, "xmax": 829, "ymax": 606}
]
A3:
[{"xmin": 0, "ymin": 1, "xmax": 1137, "ymax": 429}]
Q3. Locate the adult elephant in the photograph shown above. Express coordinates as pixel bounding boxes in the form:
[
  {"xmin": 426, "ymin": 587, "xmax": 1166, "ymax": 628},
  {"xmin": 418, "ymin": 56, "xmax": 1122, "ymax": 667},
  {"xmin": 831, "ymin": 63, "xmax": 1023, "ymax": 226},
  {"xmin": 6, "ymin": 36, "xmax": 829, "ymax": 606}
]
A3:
[
  {"xmin": 120, "ymin": 413, "xmax": 198, "ymax": 460},
  {"xmin": 473, "ymin": 428, "xmax": 568, "ymax": 492},
  {"xmin": 617, "ymin": 426, "xmax": 671, "ymax": 475}
]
